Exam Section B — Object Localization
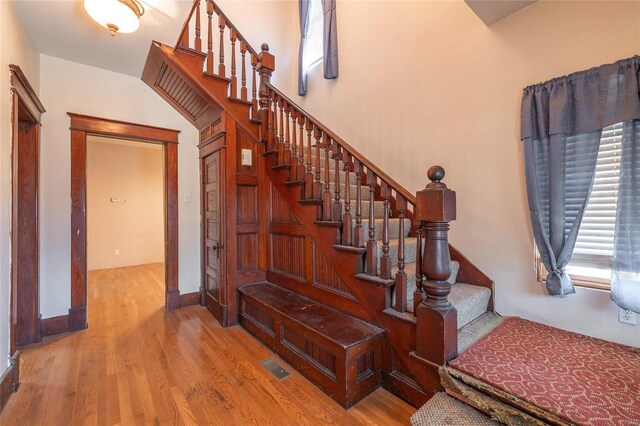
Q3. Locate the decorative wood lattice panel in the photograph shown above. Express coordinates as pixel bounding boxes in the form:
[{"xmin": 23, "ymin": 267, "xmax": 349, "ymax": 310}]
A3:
[
  {"xmin": 271, "ymin": 234, "xmax": 305, "ymax": 280},
  {"xmin": 156, "ymin": 62, "xmax": 209, "ymax": 120},
  {"xmin": 312, "ymin": 241, "xmax": 355, "ymax": 299},
  {"xmin": 281, "ymin": 325, "xmax": 336, "ymax": 379}
]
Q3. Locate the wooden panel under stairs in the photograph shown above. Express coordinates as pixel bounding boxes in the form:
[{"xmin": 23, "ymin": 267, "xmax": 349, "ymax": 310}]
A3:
[{"xmin": 239, "ymin": 282, "xmax": 385, "ymax": 408}]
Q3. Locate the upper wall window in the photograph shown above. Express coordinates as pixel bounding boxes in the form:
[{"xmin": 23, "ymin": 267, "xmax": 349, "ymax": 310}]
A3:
[{"xmin": 304, "ymin": 0, "xmax": 324, "ymax": 72}]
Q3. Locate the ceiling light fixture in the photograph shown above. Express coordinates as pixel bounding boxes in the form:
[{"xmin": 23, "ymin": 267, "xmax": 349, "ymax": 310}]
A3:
[{"xmin": 84, "ymin": 0, "xmax": 145, "ymax": 36}]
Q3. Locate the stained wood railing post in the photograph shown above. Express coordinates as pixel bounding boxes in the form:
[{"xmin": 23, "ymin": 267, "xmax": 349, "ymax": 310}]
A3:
[
  {"xmin": 299, "ymin": 116, "xmax": 307, "ymax": 182},
  {"xmin": 313, "ymin": 127, "xmax": 322, "ymax": 198},
  {"xmin": 194, "ymin": 0, "xmax": 202, "ymax": 52},
  {"xmin": 251, "ymin": 54, "xmax": 258, "ymax": 118},
  {"xmin": 415, "ymin": 165, "xmax": 457, "ymax": 365},
  {"xmin": 332, "ymin": 145, "xmax": 342, "ymax": 221},
  {"xmin": 322, "ymin": 135, "xmax": 332, "ymax": 220},
  {"xmin": 342, "ymin": 153, "xmax": 353, "ymax": 246},
  {"xmin": 283, "ymin": 102, "xmax": 291, "ymax": 166},
  {"xmin": 206, "ymin": 1, "xmax": 214, "ymax": 74},
  {"xmin": 366, "ymin": 171, "xmax": 378, "ymax": 275},
  {"xmin": 414, "ymin": 224, "xmax": 423, "ymax": 313},
  {"xmin": 353, "ymin": 159, "xmax": 364, "ymax": 248},
  {"xmin": 290, "ymin": 109, "xmax": 299, "ymax": 179},
  {"xmin": 230, "ymin": 29, "xmax": 238, "ymax": 97},
  {"xmin": 394, "ymin": 195, "xmax": 407, "ymax": 312},
  {"xmin": 305, "ymin": 122, "xmax": 313, "ymax": 198},
  {"xmin": 257, "ymin": 43, "xmax": 275, "ymax": 149},
  {"xmin": 380, "ymin": 182, "xmax": 391, "ymax": 279},
  {"xmin": 240, "ymin": 40, "xmax": 248, "ymax": 100},
  {"xmin": 218, "ymin": 16, "xmax": 226, "ymax": 76}
]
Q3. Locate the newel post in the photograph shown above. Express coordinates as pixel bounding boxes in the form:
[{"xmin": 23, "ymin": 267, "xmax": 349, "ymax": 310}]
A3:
[
  {"xmin": 415, "ymin": 165, "xmax": 458, "ymax": 365},
  {"xmin": 257, "ymin": 43, "xmax": 275, "ymax": 148}
]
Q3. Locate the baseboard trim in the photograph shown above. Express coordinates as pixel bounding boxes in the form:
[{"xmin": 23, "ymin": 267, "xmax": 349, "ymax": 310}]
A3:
[
  {"xmin": 0, "ymin": 352, "xmax": 20, "ymax": 414},
  {"xmin": 68, "ymin": 306, "xmax": 88, "ymax": 331},
  {"xmin": 167, "ymin": 290, "xmax": 181, "ymax": 311},
  {"xmin": 41, "ymin": 314, "xmax": 70, "ymax": 337},
  {"xmin": 180, "ymin": 291, "xmax": 201, "ymax": 307}
]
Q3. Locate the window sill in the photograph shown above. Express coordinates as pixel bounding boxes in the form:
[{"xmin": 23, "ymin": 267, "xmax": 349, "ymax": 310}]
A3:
[{"xmin": 535, "ymin": 252, "xmax": 611, "ymax": 292}]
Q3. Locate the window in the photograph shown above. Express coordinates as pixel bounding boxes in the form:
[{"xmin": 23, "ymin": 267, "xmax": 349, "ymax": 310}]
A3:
[
  {"xmin": 537, "ymin": 122, "xmax": 623, "ymax": 290},
  {"xmin": 304, "ymin": 0, "xmax": 323, "ymax": 72}
]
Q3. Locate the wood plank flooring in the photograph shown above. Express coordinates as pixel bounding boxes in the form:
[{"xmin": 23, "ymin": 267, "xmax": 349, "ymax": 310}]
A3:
[{"xmin": 1, "ymin": 263, "xmax": 414, "ymax": 425}]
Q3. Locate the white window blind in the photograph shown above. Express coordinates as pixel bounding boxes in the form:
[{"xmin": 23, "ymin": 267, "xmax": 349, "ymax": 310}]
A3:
[
  {"xmin": 572, "ymin": 122, "xmax": 623, "ymax": 264},
  {"xmin": 304, "ymin": 0, "xmax": 323, "ymax": 71}
]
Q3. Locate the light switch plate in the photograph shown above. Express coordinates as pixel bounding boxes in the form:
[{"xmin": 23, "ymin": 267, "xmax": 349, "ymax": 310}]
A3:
[{"xmin": 241, "ymin": 149, "xmax": 252, "ymax": 166}]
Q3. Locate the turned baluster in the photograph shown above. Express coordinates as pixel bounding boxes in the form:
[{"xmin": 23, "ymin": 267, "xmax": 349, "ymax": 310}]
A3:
[
  {"xmin": 240, "ymin": 41, "xmax": 248, "ymax": 101},
  {"xmin": 353, "ymin": 159, "xmax": 364, "ymax": 248},
  {"xmin": 298, "ymin": 115, "xmax": 306, "ymax": 182},
  {"xmin": 332, "ymin": 145, "xmax": 342, "ymax": 221},
  {"xmin": 313, "ymin": 127, "xmax": 322, "ymax": 198},
  {"xmin": 415, "ymin": 165, "xmax": 458, "ymax": 365},
  {"xmin": 394, "ymin": 195, "xmax": 407, "ymax": 312},
  {"xmin": 305, "ymin": 122, "xmax": 313, "ymax": 198},
  {"xmin": 279, "ymin": 98, "xmax": 287, "ymax": 164},
  {"xmin": 290, "ymin": 109, "xmax": 299, "ymax": 179},
  {"xmin": 230, "ymin": 29, "xmax": 238, "ymax": 98},
  {"xmin": 194, "ymin": 0, "xmax": 202, "ymax": 52},
  {"xmin": 342, "ymin": 153, "xmax": 353, "ymax": 246},
  {"xmin": 218, "ymin": 16, "xmax": 226, "ymax": 76},
  {"xmin": 304, "ymin": 125, "xmax": 322, "ymax": 200},
  {"xmin": 206, "ymin": 1, "xmax": 214, "ymax": 74},
  {"xmin": 251, "ymin": 54, "xmax": 258, "ymax": 118},
  {"xmin": 284, "ymin": 103, "xmax": 291, "ymax": 166},
  {"xmin": 414, "ymin": 224, "xmax": 424, "ymax": 313},
  {"xmin": 366, "ymin": 171, "xmax": 378, "ymax": 275},
  {"xmin": 257, "ymin": 44, "xmax": 274, "ymax": 149},
  {"xmin": 380, "ymin": 182, "xmax": 392, "ymax": 279},
  {"xmin": 272, "ymin": 96, "xmax": 280, "ymax": 155},
  {"xmin": 322, "ymin": 134, "xmax": 332, "ymax": 221}
]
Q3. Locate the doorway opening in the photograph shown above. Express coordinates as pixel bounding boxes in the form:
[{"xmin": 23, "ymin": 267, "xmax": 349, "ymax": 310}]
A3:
[
  {"xmin": 86, "ymin": 136, "xmax": 165, "ymax": 313},
  {"xmin": 69, "ymin": 114, "xmax": 180, "ymax": 331}
]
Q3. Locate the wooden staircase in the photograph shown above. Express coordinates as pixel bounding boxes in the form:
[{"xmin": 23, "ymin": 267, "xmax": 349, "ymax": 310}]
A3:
[{"xmin": 142, "ymin": 0, "xmax": 495, "ymax": 410}]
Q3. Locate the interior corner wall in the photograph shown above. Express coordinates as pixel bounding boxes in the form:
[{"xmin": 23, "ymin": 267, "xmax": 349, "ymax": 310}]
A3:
[
  {"xmin": 39, "ymin": 54, "xmax": 201, "ymax": 319},
  {"xmin": 87, "ymin": 140, "xmax": 165, "ymax": 271},
  {"xmin": 0, "ymin": 0, "xmax": 41, "ymax": 373},
  {"xmin": 283, "ymin": 0, "xmax": 640, "ymax": 346}
]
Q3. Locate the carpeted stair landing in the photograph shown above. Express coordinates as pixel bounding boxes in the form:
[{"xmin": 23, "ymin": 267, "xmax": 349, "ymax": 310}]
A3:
[{"xmin": 411, "ymin": 392, "xmax": 499, "ymax": 425}]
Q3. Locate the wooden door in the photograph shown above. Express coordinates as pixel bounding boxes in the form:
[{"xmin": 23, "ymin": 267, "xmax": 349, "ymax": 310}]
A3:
[{"xmin": 202, "ymin": 149, "xmax": 227, "ymax": 325}]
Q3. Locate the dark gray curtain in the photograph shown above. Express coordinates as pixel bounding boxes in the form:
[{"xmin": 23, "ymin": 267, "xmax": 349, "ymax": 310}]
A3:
[
  {"xmin": 298, "ymin": 0, "xmax": 310, "ymax": 96},
  {"xmin": 612, "ymin": 119, "xmax": 640, "ymax": 313},
  {"xmin": 322, "ymin": 0, "xmax": 338, "ymax": 79},
  {"xmin": 521, "ymin": 56, "xmax": 640, "ymax": 297}
]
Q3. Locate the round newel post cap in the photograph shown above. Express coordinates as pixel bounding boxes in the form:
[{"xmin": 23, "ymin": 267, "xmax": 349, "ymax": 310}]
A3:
[
  {"xmin": 261, "ymin": 43, "xmax": 269, "ymax": 52},
  {"xmin": 428, "ymin": 165, "xmax": 445, "ymax": 183}
]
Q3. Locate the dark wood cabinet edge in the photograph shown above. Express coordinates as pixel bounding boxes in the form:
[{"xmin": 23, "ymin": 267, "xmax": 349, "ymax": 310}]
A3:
[
  {"xmin": 68, "ymin": 113, "xmax": 180, "ymax": 144},
  {"xmin": 0, "ymin": 351, "xmax": 20, "ymax": 414}
]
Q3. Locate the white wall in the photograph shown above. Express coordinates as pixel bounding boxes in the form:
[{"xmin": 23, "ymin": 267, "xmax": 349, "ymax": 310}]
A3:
[
  {"xmin": 87, "ymin": 138, "xmax": 164, "ymax": 270},
  {"xmin": 282, "ymin": 0, "xmax": 640, "ymax": 346},
  {"xmin": 0, "ymin": 0, "xmax": 40, "ymax": 373},
  {"xmin": 39, "ymin": 54, "xmax": 200, "ymax": 319}
]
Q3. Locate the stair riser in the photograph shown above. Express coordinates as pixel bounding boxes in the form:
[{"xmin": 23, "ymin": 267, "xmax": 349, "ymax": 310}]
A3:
[{"xmin": 376, "ymin": 238, "xmax": 418, "ymax": 271}]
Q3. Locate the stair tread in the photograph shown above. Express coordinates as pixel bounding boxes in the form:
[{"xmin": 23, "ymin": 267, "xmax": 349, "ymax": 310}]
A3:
[
  {"xmin": 457, "ymin": 312, "xmax": 505, "ymax": 354},
  {"xmin": 239, "ymin": 282, "xmax": 384, "ymax": 348},
  {"xmin": 411, "ymin": 392, "xmax": 499, "ymax": 426}
]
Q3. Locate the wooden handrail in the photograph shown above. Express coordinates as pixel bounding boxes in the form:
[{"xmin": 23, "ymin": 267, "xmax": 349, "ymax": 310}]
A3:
[
  {"xmin": 265, "ymin": 83, "xmax": 417, "ymax": 208},
  {"xmin": 175, "ymin": 0, "xmax": 200, "ymax": 50}
]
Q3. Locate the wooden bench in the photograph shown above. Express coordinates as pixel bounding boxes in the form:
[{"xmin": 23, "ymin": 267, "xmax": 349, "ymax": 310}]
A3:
[{"xmin": 239, "ymin": 282, "xmax": 385, "ymax": 408}]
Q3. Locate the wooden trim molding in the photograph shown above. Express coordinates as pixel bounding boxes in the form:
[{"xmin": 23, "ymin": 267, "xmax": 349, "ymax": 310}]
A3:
[
  {"xmin": 0, "ymin": 352, "xmax": 20, "ymax": 414},
  {"xmin": 179, "ymin": 291, "xmax": 202, "ymax": 307},
  {"xmin": 41, "ymin": 314, "xmax": 70, "ymax": 337},
  {"xmin": 69, "ymin": 114, "xmax": 181, "ymax": 325},
  {"xmin": 9, "ymin": 65, "xmax": 45, "ymax": 123},
  {"xmin": 69, "ymin": 113, "xmax": 179, "ymax": 144}
]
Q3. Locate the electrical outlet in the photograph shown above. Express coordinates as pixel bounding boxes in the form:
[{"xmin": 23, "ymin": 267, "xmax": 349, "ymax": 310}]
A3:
[
  {"xmin": 619, "ymin": 308, "xmax": 637, "ymax": 325},
  {"xmin": 114, "ymin": 249, "xmax": 120, "ymax": 256}
]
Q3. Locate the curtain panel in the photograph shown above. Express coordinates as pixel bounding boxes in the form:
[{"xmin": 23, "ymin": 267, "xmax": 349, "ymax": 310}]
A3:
[
  {"xmin": 322, "ymin": 0, "xmax": 338, "ymax": 79},
  {"xmin": 521, "ymin": 56, "xmax": 640, "ymax": 299},
  {"xmin": 298, "ymin": 0, "xmax": 310, "ymax": 96}
]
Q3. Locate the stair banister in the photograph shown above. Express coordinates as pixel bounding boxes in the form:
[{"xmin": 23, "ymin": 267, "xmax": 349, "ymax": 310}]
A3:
[
  {"xmin": 257, "ymin": 44, "xmax": 274, "ymax": 148},
  {"xmin": 415, "ymin": 166, "xmax": 458, "ymax": 365}
]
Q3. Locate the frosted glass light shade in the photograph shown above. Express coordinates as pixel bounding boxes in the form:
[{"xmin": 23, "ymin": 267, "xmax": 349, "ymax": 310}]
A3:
[{"xmin": 84, "ymin": 0, "xmax": 144, "ymax": 35}]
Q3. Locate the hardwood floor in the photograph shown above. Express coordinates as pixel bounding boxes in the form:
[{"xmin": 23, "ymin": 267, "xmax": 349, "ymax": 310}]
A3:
[{"xmin": 1, "ymin": 263, "xmax": 414, "ymax": 425}]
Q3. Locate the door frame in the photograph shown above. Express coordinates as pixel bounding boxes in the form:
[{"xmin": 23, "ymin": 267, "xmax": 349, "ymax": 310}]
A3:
[
  {"xmin": 69, "ymin": 113, "xmax": 181, "ymax": 331},
  {"xmin": 9, "ymin": 65, "xmax": 46, "ymax": 351}
]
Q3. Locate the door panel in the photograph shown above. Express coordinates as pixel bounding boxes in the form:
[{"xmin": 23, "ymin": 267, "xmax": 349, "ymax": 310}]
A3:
[{"xmin": 202, "ymin": 149, "xmax": 226, "ymax": 324}]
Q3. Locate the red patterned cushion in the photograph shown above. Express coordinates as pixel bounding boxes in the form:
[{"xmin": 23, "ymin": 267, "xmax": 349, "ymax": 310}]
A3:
[{"xmin": 449, "ymin": 318, "xmax": 640, "ymax": 426}]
